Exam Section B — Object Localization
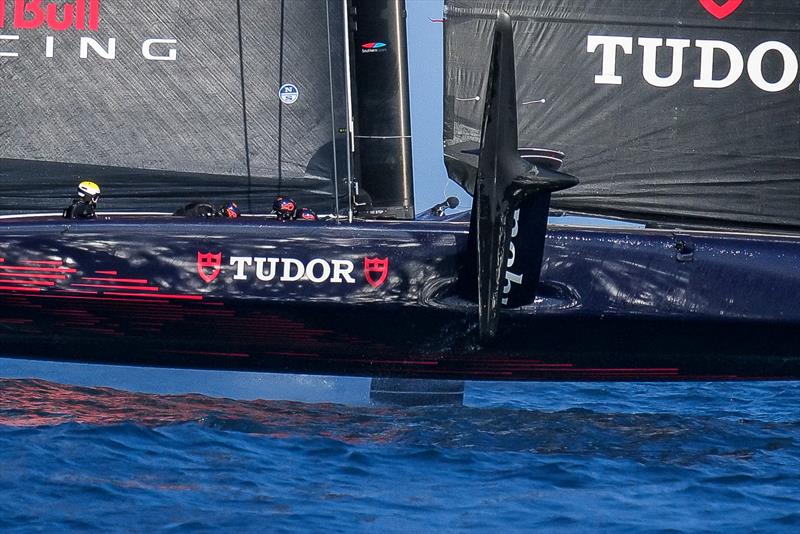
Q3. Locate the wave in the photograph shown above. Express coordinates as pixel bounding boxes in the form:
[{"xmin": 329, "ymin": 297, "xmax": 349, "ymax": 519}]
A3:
[
  {"xmin": 2, "ymin": 378, "xmax": 800, "ymax": 531},
  {"xmin": 2, "ymin": 378, "xmax": 798, "ymax": 459}
]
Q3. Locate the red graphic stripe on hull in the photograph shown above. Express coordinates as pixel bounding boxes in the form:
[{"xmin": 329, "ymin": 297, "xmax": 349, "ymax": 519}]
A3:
[
  {"xmin": 559, "ymin": 368, "xmax": 680, "ymax": 374},
  {"xmin": 0, "ymin": 280, "xmax": 56, "ymax": 286},
  {"xmin": 0, "ymin": 286, "xmax": 43, "ymax": 292},
  {"xmin": 166, "ymin": 350, "xmax": 250, "ymax": 358},
  {"xmin": 0, "ymin": 266, "xmax": 76, "ymax": 273},
  {"xmin": 73, "ymin": 284, "xmax": 160, "ymax": 291},
  {"xmin": 95, "ymin": 271, "xmax": 118, "ymax": 275},
  {"xmin": 368, "ymin": 359, "xmax": 438, "ymax": 366},
  {"xmin": 35, "ymin": 293, "xmax": 164, "ymax": 304},
  {"xmin": 0, "ymin": 272, "xmax": 66, "ymax": 280},
  {"xmin": 82, "ymin": 277, "xmax": 150, "ymax": 284},
  {"xmin": 103, "ymin": 292, "xmax": 203, "ymax": 301}
]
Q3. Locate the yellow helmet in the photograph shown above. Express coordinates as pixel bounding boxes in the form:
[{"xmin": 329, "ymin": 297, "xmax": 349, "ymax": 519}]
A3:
[{"xmin": 77, "ymin": 181, "xmax": 101, "ymax": 203}]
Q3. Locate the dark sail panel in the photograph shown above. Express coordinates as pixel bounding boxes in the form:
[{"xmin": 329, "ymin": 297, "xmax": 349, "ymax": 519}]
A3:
[
  {"xmin": 241, "ymin": 0, "xmax": 349, "ymax": 212},
  {"xmin": 0, "ymin": 0, "xmax": 348, "ymax": 214},
  {"xmin": 444, "ymin": 0, "xmax": 800, "ymax": 229}
]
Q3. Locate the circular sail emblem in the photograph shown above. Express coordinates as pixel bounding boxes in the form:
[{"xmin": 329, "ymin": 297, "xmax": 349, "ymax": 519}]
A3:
[{"xmin": 279, "ymin": 84, "xmax": 300, "ymax": 104}]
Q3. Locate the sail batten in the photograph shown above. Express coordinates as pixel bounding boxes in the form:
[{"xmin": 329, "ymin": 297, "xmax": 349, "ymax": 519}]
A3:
[{"xmin": 445, "ymin": 0, "xmax": 800, "ymax": 229}]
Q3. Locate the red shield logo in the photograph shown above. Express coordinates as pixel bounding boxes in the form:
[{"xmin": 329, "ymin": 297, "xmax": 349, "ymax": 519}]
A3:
[
  {"xmin": 197, "ymin": 251, "xmax": 222, "ymax": 284},
  {"xmin": 698, "ymin": 0, "xmax": 743, "ymax": 20},
  {"xmin": 364, "ymin": 257, "xmax": 389, "ymax": 288}
]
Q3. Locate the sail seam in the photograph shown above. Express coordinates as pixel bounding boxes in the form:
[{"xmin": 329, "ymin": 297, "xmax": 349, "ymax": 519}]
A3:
[{"xmin": 445, "ymin": 9, "xmax": 799, "ymax": 32}]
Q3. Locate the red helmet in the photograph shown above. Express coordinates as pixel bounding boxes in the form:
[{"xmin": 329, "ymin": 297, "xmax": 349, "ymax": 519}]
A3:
[
  {"xmin": 222, "ymin": 201, "xmax": 240, "ymax": 218},
  {"xmin": 273, "ymin": 196, "xmax": 298, "ymax": 221},
  {"xmin": 298, "ymin": 207, "xmax": 318, "ymax": 221}
]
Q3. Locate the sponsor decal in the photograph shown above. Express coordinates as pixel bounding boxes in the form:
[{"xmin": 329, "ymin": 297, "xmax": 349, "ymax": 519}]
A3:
[
  {"xmin": 197, "ymin": 251, "xmax": 222, "ymax": 284},
  {"xmin": 587, "ymin": 36, "xmax": 799, "ymax": 93},
  {"xmin": 195, "ymin": 252, "xmax": 390, "ymax": 288},
  {"xmin": 0, "ymin": 0, "xmax": 178, "ymax": 62},
  {"xmin": 0, "ymin": 0, "xmax": 101, "ymax": 31},
  {"xmin": 230, "ymin": 256, "xmax": 357, "ymax": 284},
  {"xmin": 279, "ymin": 83, "xmax": 299, "ymax": 104},
  {"xmin": 698, "ymin": 0, "xmax": 744, "ymax": 20},
  {"xmin": 361, "ymin": 41, "xmax": 387, "ymax": 54},
  {"xmin": 501, "ymin": 210, "xmax": 522, "ymax": 306},
  {"xmin": 363, "ymin": 257, "xmax": 389, "ymax": 288},
  {"xmin": 583, "ymin": 1, "xmax": 800, "ymax": 93}
]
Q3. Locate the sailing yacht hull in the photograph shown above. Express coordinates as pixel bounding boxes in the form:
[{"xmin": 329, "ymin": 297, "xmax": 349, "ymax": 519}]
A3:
[{"xmin": 1, "ymin": 215, "xmax": 799, "ymax": 380}]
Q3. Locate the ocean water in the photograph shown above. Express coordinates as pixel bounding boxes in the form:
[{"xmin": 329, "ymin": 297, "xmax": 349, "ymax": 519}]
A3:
[{"xmin": 1, "ymin": 375, "xmax": 798, "ymax": 532}]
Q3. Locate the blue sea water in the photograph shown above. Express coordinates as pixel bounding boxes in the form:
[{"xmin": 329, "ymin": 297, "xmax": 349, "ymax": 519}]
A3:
[{"xmin": 1, "ymin": 375, "xmax": 798, "ymax": 532}]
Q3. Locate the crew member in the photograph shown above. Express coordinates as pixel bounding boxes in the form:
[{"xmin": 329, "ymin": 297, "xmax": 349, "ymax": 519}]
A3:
[
  {"xmin": 219, "ymin": 201, "xmax": 241, "ymax": 218},
  {"xmin": 297, "ymin": 207, "xmax": 318, "ymax": 221},
  {"xmin": 63, "ymin": 181, "xmax": 100, "ymax": 219},
  {"xmin": 174, "ymin": 200, "xmax": 240, "ymax": 218},
  {"xmin": 273, "ymin": 196, "xmax": 318, "ymax": 221},
  {"xmin": 273, "ymin": 196, "xmax": 298, "ymax": 221}
]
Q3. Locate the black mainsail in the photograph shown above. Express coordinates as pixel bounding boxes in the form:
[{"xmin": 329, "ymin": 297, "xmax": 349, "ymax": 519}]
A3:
[
  {"xmin": 0, "ymin": 0, "xmax": 350, "ymax": 215},
  {"xmin": 444, "ymin": 0, "xmax": 800, "ymax": 229}
]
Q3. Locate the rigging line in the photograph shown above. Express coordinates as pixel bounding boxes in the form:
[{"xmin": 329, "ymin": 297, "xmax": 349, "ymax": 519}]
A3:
[
  {"xmin": 325, "ymin": 0, "xmax": 340, "ymax": 220},
  {"xmin": 277, "ymin": 0, "xmax": 286, "ymax": 195},
  {"xmin": 441, "ymin": 173, "xmax": 451, "ymax": 200},
  {"xmin": 342, "ymin": 0, "xmax": 355, "ymax": 223},
  {"xmin": 235, "ymin": 0, "xmax": 252, "ymax": 212}
]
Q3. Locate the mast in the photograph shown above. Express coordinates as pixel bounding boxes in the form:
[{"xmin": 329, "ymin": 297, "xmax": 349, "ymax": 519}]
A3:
[{"xmin": 348, "ymin": 0, "xmax": 415, "ymax": 220}]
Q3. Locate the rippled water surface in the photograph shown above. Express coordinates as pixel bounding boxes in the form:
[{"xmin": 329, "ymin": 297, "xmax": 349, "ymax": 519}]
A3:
[{"xmin": 1, "ymin": 377, "xmax": 799, "ymax": 532}]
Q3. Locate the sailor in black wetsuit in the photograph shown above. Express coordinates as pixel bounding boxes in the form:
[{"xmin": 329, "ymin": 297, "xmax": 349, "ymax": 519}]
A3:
[
  {"xmin": 63, "ymin": 181, "xmax": 101, "ymax": 219},
  {"xmin": 173, "ymin": 200, "xmax": 241, "ymax": 218}
]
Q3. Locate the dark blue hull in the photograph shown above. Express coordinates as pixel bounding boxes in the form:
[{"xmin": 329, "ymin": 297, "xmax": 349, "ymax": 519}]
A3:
[{"xmin": 1, "ymin": 215, "xmax": 799, "ymax": 380}]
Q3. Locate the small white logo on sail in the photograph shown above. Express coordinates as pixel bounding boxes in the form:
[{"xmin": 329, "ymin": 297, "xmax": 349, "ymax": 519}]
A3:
[{"xmin": 279, "ymin": 84, "xmax": 299, "ymax": 104}]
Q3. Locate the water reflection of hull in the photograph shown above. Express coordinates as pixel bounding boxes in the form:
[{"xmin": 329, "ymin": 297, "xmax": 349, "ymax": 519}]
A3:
[{"xmin": 1, "ymin": 214, "xmax": 799, "ymax": 380}]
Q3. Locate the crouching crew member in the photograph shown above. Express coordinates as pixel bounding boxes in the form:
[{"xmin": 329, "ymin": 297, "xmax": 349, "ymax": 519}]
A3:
[
  {"xmin": 273, "ymin": 196, "xmax": 318, "ymax": 221},
  {"xmin": 174, "ymin": 201, "xmax": 241, "ymax": 218},
  {"xmin": 63, "ymin": 181, "xmax": 101, "ymax": 219}
]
